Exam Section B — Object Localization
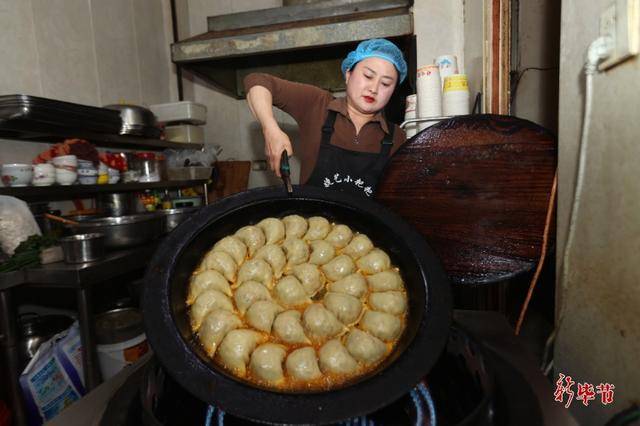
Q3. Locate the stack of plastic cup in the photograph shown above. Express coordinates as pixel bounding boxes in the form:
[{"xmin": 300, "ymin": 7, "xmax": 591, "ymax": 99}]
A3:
[
  {"xmin": 435, "ymin": 55, "xmax": 459, "ymax": 89},
  {"xmin": 404, "ymin": 94, "xmax": 417, "ymax": 138},
  {"xmin": 416, "ymin": 65, "xmax": 442, "ymax": 131},
  {"xmin": 443, "ymin": 74, "xmax": 470, "ymax": 116}
]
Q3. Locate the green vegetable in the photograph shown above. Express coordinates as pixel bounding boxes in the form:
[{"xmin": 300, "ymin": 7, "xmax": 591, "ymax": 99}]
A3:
[{"xmin": 0, "ymin": 234, "xmax": 58, "ymax": 273}]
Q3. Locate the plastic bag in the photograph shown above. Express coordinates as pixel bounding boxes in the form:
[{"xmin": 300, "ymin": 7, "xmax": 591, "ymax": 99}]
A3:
[
  {"xmin": 0, "ymin": 196, "xmax": 41, "ymax": 256},
  {"xmin": 19, "ymin": 322, "xmax": 85, "ymax": 425},
  {"xmin": 164, "ymin": 145, "xmax": 222, "ymax": 168}
]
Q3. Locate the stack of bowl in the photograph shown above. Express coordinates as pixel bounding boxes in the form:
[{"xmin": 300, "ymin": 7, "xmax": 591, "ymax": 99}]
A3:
[{"xmin": 77, "ymin": 160, "xmax": 98, "ymax": 185}]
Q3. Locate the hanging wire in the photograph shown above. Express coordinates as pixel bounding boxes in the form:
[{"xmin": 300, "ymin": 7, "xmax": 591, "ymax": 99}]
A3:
[
  {"xmin": 205, "ymin": 405, "xmax": 216, "ymax": 426},
  {"xmin": 417, "ymin": 382, "xmax": 437, "ymax": 426}
]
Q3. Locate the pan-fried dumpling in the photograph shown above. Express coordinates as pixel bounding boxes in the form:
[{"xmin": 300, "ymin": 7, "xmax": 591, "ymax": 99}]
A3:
[
  {"xmin": 237, "ymin": 259, "xmax": 273, "ymax": 288},
  {"xmin": 286, "ymin": 347, "xmax": 322, "ymax": 381},
  {"xmin": 345, "ymin": 329, "xmax": 386, "ymax": 365},
  {"xmin": 190, "ymin": 289, "xmax": 234, "ymax": 331},
  {"xmin": 368, "ymin": 291, "xmax": 408, "ymax": 315},
  {"xmin": 198, "ymin": 310, "xmax": 241, "ymax": 356},
  {"xmin": 303, "ymin": 216, "xmax": 330, "ymax": 240},
  {"xmin": 273, "ymin": 310, "xmax": 310, "ymax": 344},
  {"xmin": 325, "ymin": 224, "xmax": 353, "ymax": 249},
  {"xmin": 257, "ymin": 217, "xmax": 285, "ymax": 244},
  {"xmin": 290, "ymin": 263, "xmax": 325, "ymax": 296},
  {"xmin": 303, "ymin": 304, "xmax": 346, "ymax": 341},
  {"xmin": 203, "ymin": 251, "xmax": 237, "ymax": 282},
  {"xmin": 274, "ymin": 275, "xmax": 311, "ymax": 307},
  {"xmin": 367, "ymin": 270, "xmax": 404, "ymax": 292},
  {"xmin": 213, "ymin": 236, "xmax": 247, "ymax": 266},
  {"xmin": 250, "ymin": 343, "xmax": 287, "ymax": 384},
  {"xmin": 343, "ymin": 234, "xmax": 374, "ymax": 260},
  {"xmin": 327, "ymin": 273, "xmax": 368, "ymax": 299},
  {"xmin": 254, "ymin": 244, "xmax": 286, "ymax": 278},
  {"xmin": 217, "ymin": 329, "xmax": 266, "ymax": 377},
  {"xmin": 282, "ymin": 215, "xmax": 308, "ymax": 239},
  {"xmin": 318, "ymin": 339, "xmax": 358, "ymax": 375},
  {"xmin": 321, "ymin": 255, "xmax": 356, "ymax": 281},
  {"xmin": 234, "ymin": 281, "xmax": 271, "ymax": 314},
  {"xmin": 356, "ymin": 249, "xmax": 391, "ymax": 275},
  {"xmin": 245, "ymin": 300, "xmax": 284, "ymax": 332},
  {"xmin": 235, "ymin": 225, "xmax": 265, "ymax": 257},
  {"xmin": 282, "ymin": 238, "xmax": 309, "ymax": 267},
  {"xmin": 308, "ymin": 240, "xmax": 336, "ymax": 265},
  {"xmin": 361, "ymin": 310, "xmax": 403, "ymax": 342},
  {"xmin": 188, "ymin": 270, "xmax": 232, "ymax": 304},
  {"xmin": 323, "ymin": 292, "xmax": 363, "ymax": 325}
]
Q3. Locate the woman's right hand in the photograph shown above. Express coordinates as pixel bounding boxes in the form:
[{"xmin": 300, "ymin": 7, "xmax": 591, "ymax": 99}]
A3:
[{"xmin": 263, "ymin": 123, "xmax": 293, "ymax": 177}]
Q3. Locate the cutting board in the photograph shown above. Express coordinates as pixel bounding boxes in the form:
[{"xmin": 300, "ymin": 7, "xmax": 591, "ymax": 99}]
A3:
[{"xmin": 377, "ymin": 114, "xmax": 557, "ymax": 286}]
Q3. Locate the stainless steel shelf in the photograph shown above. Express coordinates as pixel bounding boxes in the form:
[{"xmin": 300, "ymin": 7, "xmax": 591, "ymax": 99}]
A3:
[{"xmin": 0, "ymin": 179, "xmax": 208, "ymax": 200}]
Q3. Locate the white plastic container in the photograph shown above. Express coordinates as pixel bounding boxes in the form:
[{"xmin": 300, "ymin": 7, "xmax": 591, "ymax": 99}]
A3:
[
  {"xmin": 165, "ymin": 124, "xmax": 204, "ymax": 143},
  {"xmin": 149, "ymin": 101, "xmax": 207, "ymax": 125},
  {"xmin": 96, "ymin": 332, "xmax": 148, "ymax": 380}
]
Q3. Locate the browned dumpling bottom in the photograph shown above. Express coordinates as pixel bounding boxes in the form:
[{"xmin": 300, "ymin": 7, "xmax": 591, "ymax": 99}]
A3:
[{"xmin": 187, "ymin": 215, "xmax": 408, "ymax": 391}]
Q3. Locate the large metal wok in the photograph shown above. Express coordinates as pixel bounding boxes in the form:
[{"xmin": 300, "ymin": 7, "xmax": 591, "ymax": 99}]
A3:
[{"xmin": 142, "ymin": 186, "xmax": 451, "ymax": 424}]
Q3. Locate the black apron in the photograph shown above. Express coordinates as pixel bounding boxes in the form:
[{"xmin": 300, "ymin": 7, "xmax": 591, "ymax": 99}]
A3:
[{"xmin": 306, "ymin": 110, "xmax": 394, "ymax": 198}]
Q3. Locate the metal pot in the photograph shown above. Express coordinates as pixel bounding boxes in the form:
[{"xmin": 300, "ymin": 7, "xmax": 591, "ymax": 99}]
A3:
[
  {"xmin": 97, "ymin": 192, "xmax": 134, "ymax": 217},
  {"xmin": 18, "ymin": 314, "xmax": 74, "ymax": 367},
  {"xmin": 66, "ymin": 213, "xmax": 163, "ymax": 248},
  {"xmin": 142, "ymin": 185, "xmax": 451, "ymax": 424},
  {"xmin": 59, "ymin": 233, "xmax": 105, "ymax": 263},
  {"xmin": 157, "ymin": 207, "xmax": 201, "ymax": 233}
]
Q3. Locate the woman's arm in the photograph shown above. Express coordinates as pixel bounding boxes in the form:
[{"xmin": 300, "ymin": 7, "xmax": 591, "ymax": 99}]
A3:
[{"xmin": 246, "ymin": 85, "xmax": 293, "ymax": 178}]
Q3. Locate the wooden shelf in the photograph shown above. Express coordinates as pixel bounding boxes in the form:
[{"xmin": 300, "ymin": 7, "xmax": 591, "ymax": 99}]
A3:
[
  {"xmin": 0, "ymin": 119, "xmax": 203, "ymax": 151},
  {"xmin": 0, "ymin": 180, "xmax": 208, "ymax": 200}
]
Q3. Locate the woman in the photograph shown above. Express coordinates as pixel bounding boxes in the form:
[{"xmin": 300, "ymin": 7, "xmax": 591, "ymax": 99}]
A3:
[{"xmin": 244, "ymin": 38, "xmax": 407, "ymax": 197}]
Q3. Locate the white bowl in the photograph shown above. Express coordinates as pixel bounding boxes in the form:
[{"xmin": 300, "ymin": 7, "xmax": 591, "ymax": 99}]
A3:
[
  {"xmin": 52, "ymin": 155, "xmax": 78, "ymax": 171},
  {"xmin": 2, "ymin": 164, "xmax": 33, "ymax": 187},
  {"xmin": 56, "ymin": 168, "xmax": 77, "ymax": 185}
]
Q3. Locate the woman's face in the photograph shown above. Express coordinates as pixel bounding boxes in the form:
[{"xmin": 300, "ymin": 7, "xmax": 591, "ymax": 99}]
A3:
[{"xmin": 345, "ymin": 57, "xmax": 398, "ymax": 115}]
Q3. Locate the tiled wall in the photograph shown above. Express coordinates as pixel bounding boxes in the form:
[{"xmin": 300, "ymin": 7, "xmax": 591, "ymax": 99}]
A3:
[{"xmin": 0, "ymin": 0, "xmax": 176, "ymax": 164}]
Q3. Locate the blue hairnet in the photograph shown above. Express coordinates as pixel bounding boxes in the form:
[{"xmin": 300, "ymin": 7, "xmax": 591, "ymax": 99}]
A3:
[{"xmin": 341, "ymin": 39, "xmax": 407, "ymax": 84}]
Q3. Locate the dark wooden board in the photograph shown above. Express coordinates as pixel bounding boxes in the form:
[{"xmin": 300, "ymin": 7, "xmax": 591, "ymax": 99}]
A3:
[{"xmin": 377, "ymin": 114, "xmax": 557, "ymax": 285}]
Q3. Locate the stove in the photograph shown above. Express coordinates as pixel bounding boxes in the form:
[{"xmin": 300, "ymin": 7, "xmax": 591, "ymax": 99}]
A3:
[{"xmin": 99, "ymin": 312, "xmax": 559, "ymax": 426}]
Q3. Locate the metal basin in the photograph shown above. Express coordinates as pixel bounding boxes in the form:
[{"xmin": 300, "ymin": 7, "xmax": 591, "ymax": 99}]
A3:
[
  {"xmin": 67, "ymin": 213, "xmax": 163, "ymax": 248},
  {"xmin": 157, "ymin": 207, "xmax": 201, "ymax": 233}
]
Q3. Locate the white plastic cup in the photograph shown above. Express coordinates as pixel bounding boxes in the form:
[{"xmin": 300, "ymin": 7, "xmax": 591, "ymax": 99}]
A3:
[
  {"xmin": 443, "ymin": 74, "xmax": 470, "ymax": 116},
  {"xmin": 436, "ymin": 55, "xmax": 459, "ymax": 88},
  {"xmin": 404, "ymin": 94, "xmax": 418, "ymax": 138},
  {"xmin": 417, "ymin": 65, "xmax": 442, "ymax": 130}
]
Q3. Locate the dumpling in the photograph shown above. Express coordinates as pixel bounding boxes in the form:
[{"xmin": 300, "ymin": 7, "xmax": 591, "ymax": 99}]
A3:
[
  {"xmin": 308, "ymin": 240, "xmax": 336, "ymax": 265},
  {"xmin": 190, "ymin": 289, "xmax": 234, "ymax": 331},
  {"xmin": 327, "ymin": 273, "xmax": 368, "ymax": 299},
  {"xmin": 273, "ymin": 310, "xmax": 310, "ymax": 344},
  {"xmin": 217, "ymin": 329, "xmax": 266, "ymax": 377},
  {"xmin": 368, "ymin": 291, "xmax": 408, "ymax": 315},
  {"xmin": 254, "ymin": 244, "xmax": 286, "ymax": 278},
  {"xmin": 286, "ymin": 347, "xmax": 322, "ymax": 381},
  {"xmin": 325, "ymin": 224, "xmax": 353, "ymax": 249},
  {"xmin": 345, "ymin": 329, "xmax": 386, "ymax": 365},
  {"xmin": 290, "ymin": 263, "xmax": 325, "ymax": 296},
  {"xmin": 198, "ymin": 310, "xmax": 241, "ymax": 356},
  {"xmin": 318, "ymin": 339, "xmax": 358, "ymax": 375},
  {"xmin": 188, "ymin": 270, "xmax": 231, "ymax": 305},
  {"xmin": 245, "ymin": 300, "xmax": 284, "ymax": 332},
  {"xmin": 367, "ymin": 270, "xmax": 404, "ymax": 292},
  {"xmin": 234, "ymin": 281, "xmax": 271, "ymax": 314},
  {"xmin": 323, "ymin": 292, "xmax": 363, "ymax": 325},
  {"xmin": 282, "ymin": 238, "xmax": 309, "ymax": 267},
  {"xmin": 343, "ymin": 234, "xmax": 374, "ymax": 260},
  {"xmin": 361, "ymin": 310, "xmax": 403, "ymax": 342},
  {"xmin": 257, "ymin": 217, "xmax": 285, "ymax": 244},
  {"xmin": 213, "ymin": 236, "xmax": 247, "ymax": 266},
  {"xmin": 250, "ymin": 343, "xmax": 287, "ymax": 384},
  {"xmin": 274, "ymin": 275, "xmax": 312, "ymax": 307},
  {"xmin": 356, "ymin": 249, "xmax": 391, "ymax": 274},
  {"xmin": 237, "ymin": 259, "xmax": 273, "ymax": 288},
  {"xmin": 203, "ymin": 251, "xmax": 237, "ymax": 282},
  {"xmin": 282, "ymin": 214, "xmax": 308, "ymax": 239},
  {"xmin": 321, "ymin": 255, "xmax": 356, "ymax": 281},
  {"xmin": 303, "ymin": 216, "xmax": 330, "ymax": 240},
  {"xmin": 235, "ymin": 225, "xmax": 265, "ymax": 257},
  {"xmin": 303, "ymin": 304, "xmax": 346, "ymax": 341}
]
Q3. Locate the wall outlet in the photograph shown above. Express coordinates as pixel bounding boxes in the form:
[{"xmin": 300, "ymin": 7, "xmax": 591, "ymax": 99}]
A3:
[{"xmin": 599, "ymin": 0, "xmax": 640, "ymax": 70}]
